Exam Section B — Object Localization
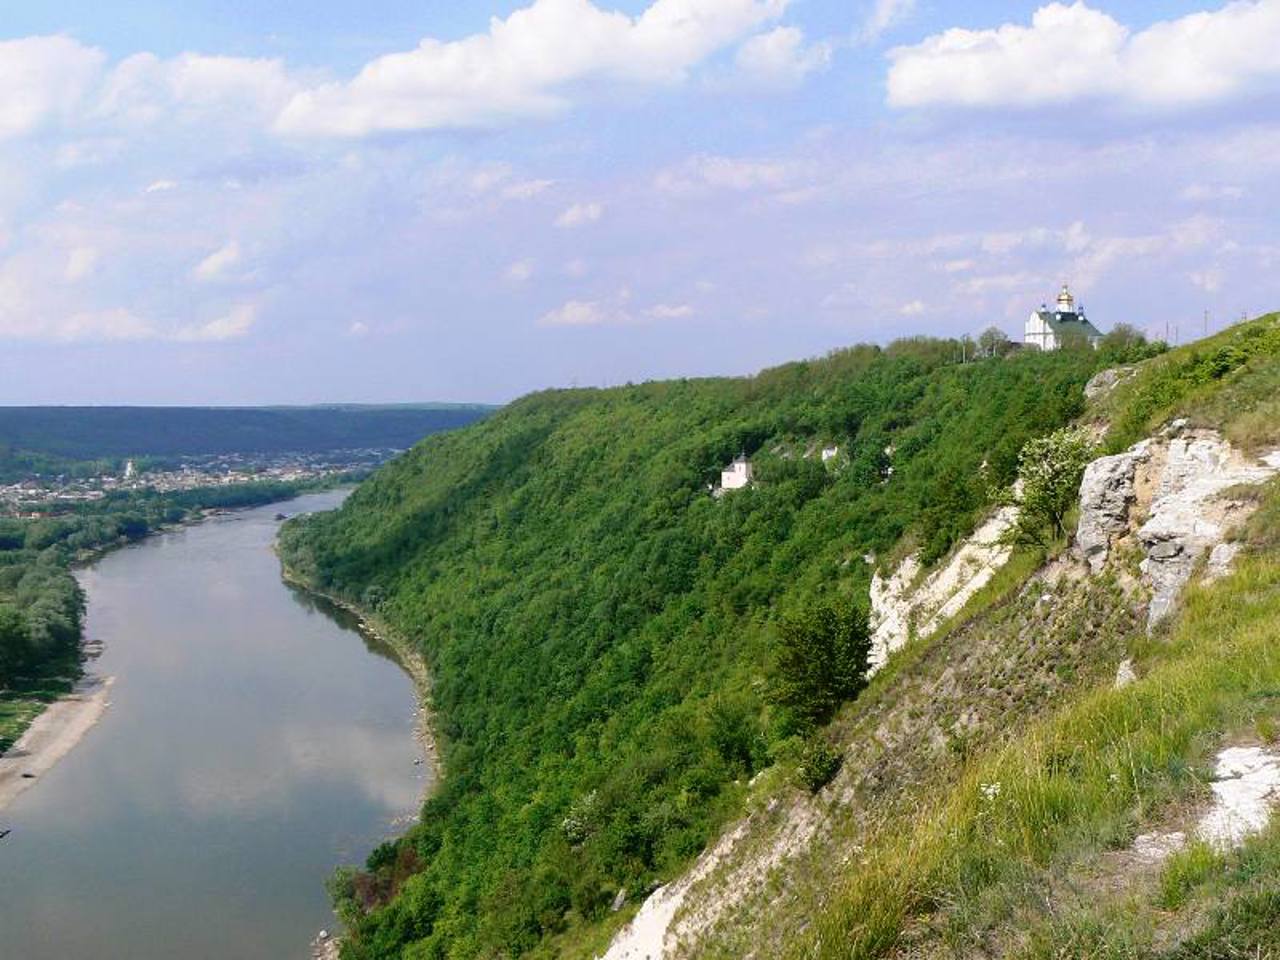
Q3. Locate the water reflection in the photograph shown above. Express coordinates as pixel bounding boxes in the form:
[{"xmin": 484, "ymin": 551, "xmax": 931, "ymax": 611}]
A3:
[{"xmin": 0, "ymin": 491, "xmax": 430, "ymax": 960}]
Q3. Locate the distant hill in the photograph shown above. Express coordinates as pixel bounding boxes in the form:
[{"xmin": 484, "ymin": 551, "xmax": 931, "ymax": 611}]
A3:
[{"xmin": 0, "ymin": 404, "xmax": 494, "ymax": 460}]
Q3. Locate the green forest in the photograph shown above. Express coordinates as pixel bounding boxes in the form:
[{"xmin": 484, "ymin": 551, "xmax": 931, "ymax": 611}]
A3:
[
  {"xmin": 0, "ymin": 404, "xmax": 491, "ymax": 469},
  {"xmin": 279, "ymin": 334, "xmax": 1156, "ymax": 959}
]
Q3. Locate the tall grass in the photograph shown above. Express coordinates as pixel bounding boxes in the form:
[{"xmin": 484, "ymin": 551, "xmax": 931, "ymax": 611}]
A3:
[{"xmin": 793, "ymin": 541, "xmax": 1280, "ymax": 959}]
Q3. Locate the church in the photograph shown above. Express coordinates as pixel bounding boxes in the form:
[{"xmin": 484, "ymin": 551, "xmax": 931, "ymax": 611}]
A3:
[{"xmin": 1024, "ymin": 284, "xmax": 1103, "ymax": 351}]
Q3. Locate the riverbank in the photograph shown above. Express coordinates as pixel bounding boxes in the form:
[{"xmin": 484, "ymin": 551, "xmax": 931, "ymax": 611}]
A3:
[
  {"xmin": 278, "ymin": 562, "xmax": 438, "ymax": 778},
  {"xmin": 279, "ymin": 562, "xmax": 440, "ymax": 960},
  {"xmin": 0, "ymin": 674, "xmax": 114, "ymax": 815}
]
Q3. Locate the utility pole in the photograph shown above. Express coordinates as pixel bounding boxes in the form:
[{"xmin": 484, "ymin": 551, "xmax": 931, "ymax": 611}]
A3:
[{"xmin": 1203, "ymin": 309, "xmax": 1209, "ymax": 339}]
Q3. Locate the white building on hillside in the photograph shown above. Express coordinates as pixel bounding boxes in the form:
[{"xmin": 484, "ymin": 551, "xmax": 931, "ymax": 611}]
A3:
[
  {"xmin": 1025, "ymin": 284, "xmax": 1103, "ymax": 351},
  {"xmin": 720, "ymin": 454, "xmax": 753, "ymax": 491}
]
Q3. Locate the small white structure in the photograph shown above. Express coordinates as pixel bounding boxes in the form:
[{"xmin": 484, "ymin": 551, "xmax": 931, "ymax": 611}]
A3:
[
  {"xmin": 1025, "ymin": 284, "xmax": 1103, "ymax": 351},
  {"xmin": 821, "ymin": 445, "xmax": 839, "ymax": 463},
  {"xmin": 720, "ymin": 455, "xmax": 753, "ymax": 491},
  {"xmin": 123, "ymin": 459, "xmax": 137, "ymax": 480}
]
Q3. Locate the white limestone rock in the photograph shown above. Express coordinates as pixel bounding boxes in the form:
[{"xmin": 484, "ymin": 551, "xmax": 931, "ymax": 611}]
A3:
[
  {"xmin": 1083, "ymin": 365, "xmax": 1136, "ymax": 401},
  {"xmin": 1138, "ymin": 434, "xmax": 1277, "ymax": 627},
  {"xmin": 1114, "ymin": 659, "xmax": 1137, "ymax": 689},
  {"xmin": 1198, "ymin": 746, "xmax": 1280, "ymax": 849},
  {"xmin": 1204, "ymin": 541, "xmax": 1243, "ymax": 583},
  {"xmin": 867, "ymin": 505, "xmax": 1017, "ymax": 673},
  {"xmin": 1075, "ymin": 441, "xmax": 1151, "ymax": 573}
]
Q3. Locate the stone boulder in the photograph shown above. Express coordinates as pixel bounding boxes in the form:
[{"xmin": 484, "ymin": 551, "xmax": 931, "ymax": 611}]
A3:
[
  {"xmin": 1137, "ymin": 433, "xmax": 1277, "ymax": 627},
  {"xmin": 1075, "ymin": 441, "xmax": 1151, "ymax": 573},
  {"xmin": 1084, "ymin": 366, "xmax": 1136, "ymax": 402}
]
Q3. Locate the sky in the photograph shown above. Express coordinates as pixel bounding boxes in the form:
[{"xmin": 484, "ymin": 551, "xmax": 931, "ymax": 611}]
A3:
[{"xmin": 0, "ymin": 0, "xmax": 1278, "ymax": 404}]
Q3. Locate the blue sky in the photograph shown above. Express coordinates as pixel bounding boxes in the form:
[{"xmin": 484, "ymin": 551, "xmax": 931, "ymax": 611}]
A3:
[{"xmin": 0, "ymin": 0, "xmax": 1277, "ymax": 404}]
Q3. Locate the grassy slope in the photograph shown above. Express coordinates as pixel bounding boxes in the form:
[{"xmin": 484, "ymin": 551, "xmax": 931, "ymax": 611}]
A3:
[
  {"xmin": 278, "ymin": 343, "xmax": 1104, "ymax": 958},
  {"xmin": 749, "ymin": 313, "xmax": 1280, "ymax": 959}
]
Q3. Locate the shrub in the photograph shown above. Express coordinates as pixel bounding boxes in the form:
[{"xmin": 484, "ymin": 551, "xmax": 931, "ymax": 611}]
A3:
[
  {"xmin": 770, "ymin": 601, "xmax": 871, "ymax": 728},
  {"xmin": 1004, "ymin": 425, "xmax": 1095, "ymax": 548},
  {"xmin": 795, "ymin": 736, "xmax": 843, "ymax": 793}
]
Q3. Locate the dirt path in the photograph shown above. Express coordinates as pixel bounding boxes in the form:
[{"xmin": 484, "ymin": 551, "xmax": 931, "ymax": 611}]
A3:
[{"xmin": 0, "ymin": 675, "xmax": 115, "ymax": 815}]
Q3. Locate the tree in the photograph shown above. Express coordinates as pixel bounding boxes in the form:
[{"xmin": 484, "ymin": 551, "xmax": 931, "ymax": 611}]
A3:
[
  {"xmin": 977, "ymin": 326, "xmax": 1012, "ymax": 358},
  {"xmin": 770, "ymin": 601, "xmax": 871, "ymax": 727},
  {"xmin": 1004, "ymin": 425, "xmax": 1095, "ymax": 547},
  {"xmin": 1100, "ymin": 323, "xmax": 1163, "ymax": 363}
]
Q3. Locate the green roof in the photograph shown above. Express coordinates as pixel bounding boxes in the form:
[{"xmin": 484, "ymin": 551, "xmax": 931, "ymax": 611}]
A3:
[{"xmin": 1036, "ymin": 310, "xmax": 1103, "ymax": 341}]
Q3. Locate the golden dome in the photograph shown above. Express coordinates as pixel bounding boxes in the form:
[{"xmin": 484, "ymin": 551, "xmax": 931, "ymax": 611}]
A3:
[{"xmin": 1056, "ymin": 283, "xmax": 1075, "ymax": 312}]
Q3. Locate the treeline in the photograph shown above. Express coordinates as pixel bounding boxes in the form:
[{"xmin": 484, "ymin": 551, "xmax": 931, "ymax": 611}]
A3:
[
  {"xmin": 0, "ymin": 479, "xmax": 328, "ymax": 699},
  {"xmin": 280, "ymin": 333, "xmax": 1154, "ymax": 958},
  {"xmin": 0, "ymin": 403, "xmax": 492, "ymax": 464}
]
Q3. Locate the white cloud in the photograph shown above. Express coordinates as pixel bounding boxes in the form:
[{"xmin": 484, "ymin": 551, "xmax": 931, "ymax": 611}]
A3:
[
  {"xmin": 899, "ymin": 298, "xmax": 925, "ymax": 315},
  {"xmin": 540, "ymin": 298, "xmax": 614, "ymax": 326},
  {"xmin": 1190, "ymin": 267, "xmax": 1225, "ymax": 292},
  {"xmin": 145, "ymin": 179, "xmax": 178, "ymax": 193},
  {"xmin": 955, "ymin": 272, "xmax": 1038, "ymax": 296},
  {"xmin": 98, "ymin": 52, "xmax": 295, "ymax": 127},
  {"xmin": 275, "ymin": 0, "xmax": 789, "ymax": 137},
  {"xmin": 175, "ymin": 304, "xmax": 257, "ymax": 342},
  {"xmin": 1181, "ymin": 182, "xmax": 1245, "ymax": 201},
  {"xmin": 646, "ymin": 302, "xmax": 695, "ymax": 319},
  {"xmin": 887, "ymin": 0, "xmax": 1280, "ymax": 110},
  {"xmin": 555, "ymin": 201, "xmax": 604, "ymax": 227},
  {"xmin": 540, "ymin": 288, "xmax": 635, "ymax": 326},
  {"xmin": 64, "ymin": 246, "xmax": 99, "ymax": 282},
  {"xmin": 192, "ymin": 241, "xmax": 243, "ymax": 282},
  {"xmin": 655, "ymin": 153, "xmax": 797, "ymax": 192},
  {"xmin": 564, "ymin": 257, "xmax": 590, "ymax": 277},
  {"xmin": 55, "ymin": 138, "xmax": 125, "ymax": 169},
  {"xmin": 860, "ymin": 0, "xmax": 917, "ymax": 43},
  {"xmin": 505, "ymin": 259, "xmax": 535, "ymax": 282},
  {"xmin": 348, "ymin": 320, "xmax": 370, "ymax": 337},
  {"xmin": 57, "ymin": 308, "xmax": 155, "ymax": 342},
  {"xmin": 502, "ymin": 178, "xmax": 555, "ymax": 199},
  {"xmin": 0, "ymin": 36, "xmax": 105, "ymax": 139},
  {"xmin": 734, "ymin": 27, "xmax": 831, "ymax": 87}
]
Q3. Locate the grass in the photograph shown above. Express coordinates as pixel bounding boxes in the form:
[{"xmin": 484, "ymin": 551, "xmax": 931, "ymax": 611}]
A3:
[
  {"xmin": 1100, "ymin": 312, "xmax": 1280, "ymax": 453},
  {"xmin": 0, "ymin": 661, "xmax": 79, "ymax": 753},
  {"xmin": 787, "ymin": 480, "xmax": 1280, "ymax": 960}
]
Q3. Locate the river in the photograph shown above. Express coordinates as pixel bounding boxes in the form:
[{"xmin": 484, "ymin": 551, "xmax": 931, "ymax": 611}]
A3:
[{"xmin": 0, "ymin": 490, "xmax": 430, "ymax": 958}]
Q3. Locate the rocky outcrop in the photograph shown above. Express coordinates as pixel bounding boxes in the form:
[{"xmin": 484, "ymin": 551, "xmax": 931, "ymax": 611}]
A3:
[
  {"xmin": 1137, "ymin": 432, "xmax": 1277, "ymax": 626},
  {"xmin": 868, "ymin": 504, "xmax": 1018, "ymax": 672},
  {"xmin": 1076, "ymin": 441, "xmax": 1151, "ymax": 573},
  {"xmin": 1074, "ymin": 424, "xmax": 1280, "ymax": 628},
  {"xmin": 1083, "ymin": 365, "xmax": 1136, "ymax": 401}
]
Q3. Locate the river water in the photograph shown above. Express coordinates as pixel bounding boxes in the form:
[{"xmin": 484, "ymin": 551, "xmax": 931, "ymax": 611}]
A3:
[{"xmin": 0, "ymin": 491, "xmax": 430, "ymax": 958}]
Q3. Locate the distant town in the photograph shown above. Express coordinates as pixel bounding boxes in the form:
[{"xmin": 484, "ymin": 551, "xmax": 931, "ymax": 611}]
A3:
[{"xmin": 0, "ymin": 449, "xmax": 400, "ymax": 516}]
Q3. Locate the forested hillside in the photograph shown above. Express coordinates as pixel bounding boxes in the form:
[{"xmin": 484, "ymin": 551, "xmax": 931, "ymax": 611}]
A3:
[
  {"xmin": 0, "ymin": 403, "xmax": 491, "ymax": 464},
  {"xmin": 279, "ymin": 338, "xmax": 1145, "ymax": 958}
]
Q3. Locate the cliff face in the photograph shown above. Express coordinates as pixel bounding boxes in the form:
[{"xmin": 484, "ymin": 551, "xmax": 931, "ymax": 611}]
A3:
[
  {"xmin": 1076, "ymin": 423, "xmax": 1280, "ymax": 627},
  {"xmin": 600, "ymin": 314, "xmax": 1280, "ymax": 960}
]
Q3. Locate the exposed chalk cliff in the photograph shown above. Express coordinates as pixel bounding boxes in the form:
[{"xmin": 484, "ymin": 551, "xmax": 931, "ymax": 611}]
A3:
[
  {"xmin": 867, "ymin": 504, "xmax": 1018, "ymax": 672},
  {"xmin": 1074, "ymin": 422, "xmax": 1280, "ymax": 627},
  {"xmin": 1076, "ymin": 440, "xmax": 1152, "ymax": 574}
]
